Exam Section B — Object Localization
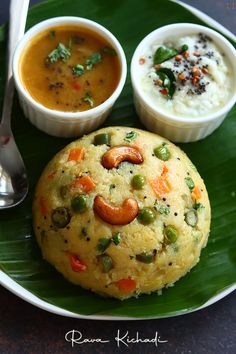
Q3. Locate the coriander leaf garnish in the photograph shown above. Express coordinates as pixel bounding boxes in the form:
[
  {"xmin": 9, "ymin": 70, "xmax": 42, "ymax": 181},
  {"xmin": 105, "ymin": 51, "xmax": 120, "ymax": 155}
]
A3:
[
  {"xmin": 46, "ymin": 43, "xmax": 71, "ymax": 63},
  {"xmin": 86, "ymin": 52, "xmax": 102, "ymax": 70},
  {"xmin": 154, "ymin": 46, "xmax": 178, "ymax": 65},
  {"xmin": 124, "ymin": 131, "xmax": 138, "ymax": 143},
  {"xmin": 83, "ymin": 92, "xmax": 94, "ymax": 107},
  {"xmin": 102, "ymin": 47, "xmax": 117, "ymax": 55},
  {"xmin": 72, "ymin": 64, "xmax": 85, "ymax": 76},
  {"xmin": 49, "ymin": 30, "xmax": 55, "ymax": 40}
]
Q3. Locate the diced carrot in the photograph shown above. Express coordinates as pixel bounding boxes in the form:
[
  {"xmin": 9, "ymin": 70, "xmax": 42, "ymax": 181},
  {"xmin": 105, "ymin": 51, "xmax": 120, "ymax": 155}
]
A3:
[
  {"xmin": 115, "ymin": 278, "xmax": 136, "ymax": 293},
  {"xmin": 71, "ymin": 175, "xmax": 96, "ymax": 193},
  {"xmin": 69, "ymin": 254, "xmax": 87, "ymax": 272},
  {"xmin": 150, "ymin": 177, "xmax": 170, "ymax": 198},
  {"xmin": 67, "ymin": 147, "xmax": 85, "ymax": 162},
  {"xmin": 161, "ymin": 164, "xmax": 169, "ymax": 177},
  {"xmin": 192, "ymin": 186, "xmax": 201, "ymax": 201},
  {"xmin": 39, "ymin": 197, "xmax": 47, "ymax": 216}
]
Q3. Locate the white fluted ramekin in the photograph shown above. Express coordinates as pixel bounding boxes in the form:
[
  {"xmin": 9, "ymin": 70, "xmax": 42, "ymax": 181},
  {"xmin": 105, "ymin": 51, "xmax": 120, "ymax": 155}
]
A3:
[
  {"xmin": 13, "ymin": 17, "xmax": 127, "ymax": 138},
  {"xmin": 131, "ymin": 23, "xmax": 236, "ymax": 143}
]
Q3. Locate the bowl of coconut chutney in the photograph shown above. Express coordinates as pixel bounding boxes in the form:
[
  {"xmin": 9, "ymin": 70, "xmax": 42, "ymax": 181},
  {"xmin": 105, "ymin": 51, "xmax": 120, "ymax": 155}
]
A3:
[{"xmin": 131, "ymin": 23, "xmax": 236, "ymax": 142}]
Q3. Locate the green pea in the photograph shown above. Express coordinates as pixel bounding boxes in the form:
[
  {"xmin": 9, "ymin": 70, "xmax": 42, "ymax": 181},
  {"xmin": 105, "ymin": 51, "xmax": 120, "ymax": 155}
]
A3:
[
  {"xmin": 138, "ymin": 208, "xmax": 155, "ymax": 225},
  {"xmin": 71, "ymin": 195, "xmax": 88, "ymax": 213},
  {"xmin": 136, "ymin": 251, "xmax": 155, "ymax": 264},
  {"xmin": 154, "ymin": 145, "xmax": 170, "ymax": 161},
  {"xmin": 51, "ymin": 207, "xmax": 71, "ymax": 228},
  {"xmin": 185, "ymin": 209, "xmax": 198, "ymax": 227},
  {"xmin": 98, "ymin": 254, "xmax": 113, "ymax": 272},
  {"xmin": 131, "ymin": 175, "xmax": 146, "ymax": 190},
  {"xmin": 94, "ymin": 133, "xmax": 111, "ymax": 145},
  {"xmin": 164, "ymin": 225, "xmax": 178, "ymax": 244}
]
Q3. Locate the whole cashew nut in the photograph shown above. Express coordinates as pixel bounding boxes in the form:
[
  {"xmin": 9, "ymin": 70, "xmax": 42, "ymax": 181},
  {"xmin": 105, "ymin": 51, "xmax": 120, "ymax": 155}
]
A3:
[
  {"xmin": 102, "ymin": 146, "xmax": 143, "ymax": 169},
  {"xmin": 93, "ymin": 195, "xmax": 139, "ymax": 225}
]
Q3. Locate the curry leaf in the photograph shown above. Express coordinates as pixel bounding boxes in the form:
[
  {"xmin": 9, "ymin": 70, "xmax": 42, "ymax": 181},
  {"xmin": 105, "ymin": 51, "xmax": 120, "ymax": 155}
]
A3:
[{"xmin": 154, "ymin": 46, "xmax": 178, "ymax": 64}]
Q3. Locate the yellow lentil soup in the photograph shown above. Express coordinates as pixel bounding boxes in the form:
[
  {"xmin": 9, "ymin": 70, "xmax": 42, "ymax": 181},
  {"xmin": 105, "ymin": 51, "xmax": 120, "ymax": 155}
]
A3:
[{"xmin": 19, "ymin": 26, "xmax": 121, "ymax": 112}]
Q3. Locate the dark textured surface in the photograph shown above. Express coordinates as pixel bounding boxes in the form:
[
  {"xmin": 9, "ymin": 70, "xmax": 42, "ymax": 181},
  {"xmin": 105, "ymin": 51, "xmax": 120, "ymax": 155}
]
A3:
[{"xmin": 0, "ymin": 1, "xmax": 236, "ymax": 353}]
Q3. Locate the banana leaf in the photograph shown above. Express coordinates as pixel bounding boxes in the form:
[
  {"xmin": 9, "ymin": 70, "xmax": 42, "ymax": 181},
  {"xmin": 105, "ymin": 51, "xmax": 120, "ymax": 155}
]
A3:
[{"xmin": 0, "ymin": 0, "xmax": 235, "ymax": 319}]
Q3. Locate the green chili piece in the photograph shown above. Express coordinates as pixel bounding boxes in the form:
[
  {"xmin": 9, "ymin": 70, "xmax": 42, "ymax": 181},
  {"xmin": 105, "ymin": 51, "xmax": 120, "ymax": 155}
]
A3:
[
  {"xmin": 185, "ymin": 209, "xmax": 198, "ymax": 227},
  {"xmin": 94, "ymin": 133, "xmax": 111, "ymax": 146},
  {"xmin": 124, "ymin": 131, "xmax": 138, "ymax": 142},
  {"xmin": 138, "ymin": 208, "xmax": 155, "ymax": 225},
  {"xmin": 193, "ymin": 203, "xmax": 204, "ymax": 210},
  {"xmin": 185, "ymin": 177, "xmax": 195, "ymax": 191},
  {"xmin": 136, "ymin": 251, "xmax": 155, "ymax": 264},
  {"xmin": 51, "ymin": 207, "xmax": 71, "ymax": 228},
  {"xmin": 164, "ymin": 225, "xmax": 178, "ymax": 244},
  {"xmin": 71, "ymin": 195, "xmax": 88, "ymax": 213},
  {"xmin": 131, "ymin": 175, "xmax": 146, "ymax": 190},
  {"xmin": 96, "ymin": 238, "xmax": 112, "ymax": 253},
  {"xmin": 98, "ymin": 254, "xmax": 113, "ymax": 272},
  {"xmin": 112, "ymin": 232, "xmax": 121, "ymax": 245},
  {"xmin": 154, "ymin": 145, "xmax": 170, "ymax": 161}
]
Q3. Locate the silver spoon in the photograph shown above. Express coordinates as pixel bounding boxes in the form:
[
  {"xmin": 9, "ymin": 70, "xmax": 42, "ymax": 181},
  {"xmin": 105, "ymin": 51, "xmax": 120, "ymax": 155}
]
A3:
[{"xmin": 0, "ymin": 0, "xmax": 29, "ymax": 209}]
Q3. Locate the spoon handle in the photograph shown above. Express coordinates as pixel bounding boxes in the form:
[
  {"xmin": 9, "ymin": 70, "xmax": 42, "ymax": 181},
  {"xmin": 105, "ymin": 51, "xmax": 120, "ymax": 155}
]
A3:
[{"xmin": 1, "ymin": 0, "xmax": 29, "ymax": 128}]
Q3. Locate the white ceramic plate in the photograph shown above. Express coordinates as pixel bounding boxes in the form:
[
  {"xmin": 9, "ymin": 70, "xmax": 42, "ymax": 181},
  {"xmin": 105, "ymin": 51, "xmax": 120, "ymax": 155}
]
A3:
[{"xmin": 0, "ymin": 0, "xmax": 235, "ymax": 320}]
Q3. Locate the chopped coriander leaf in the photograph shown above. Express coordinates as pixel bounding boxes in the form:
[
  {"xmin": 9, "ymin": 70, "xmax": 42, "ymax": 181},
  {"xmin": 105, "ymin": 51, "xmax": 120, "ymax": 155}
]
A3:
[
  {"xmin": 46, "ymin": 43, "xmax": 71, "ymax": 63},
  {"xmin": 96, "ymin": 238, "xmax": 111, "ymax": 253},
  {"xmin": 73, "ymin": 64, "xmax": 85, "ymax": 76},
  {"xmin": 49, "ymin": 30, "xmax": 56, "ymax": 40},
  {"xmin": 83, "ymin": 92, "xmax": 94, "ymax": 107},
  {"xmin": 124, "ymin": 131, "xmax": 138, "ymax": 142},
  {"xmin": 185, "ymin": 177, "xmax": 195, "ymax": 191},
  {"xmin": 102, "ymin": 47, "xmax": 117, "ymax": 55},
  {"xmin": 86, "ymin": 52, "xmax": 102, "ymax": 70},
  {"xmin": 112, "ymin": 232, "xmax": 121, "ymax": 245}
]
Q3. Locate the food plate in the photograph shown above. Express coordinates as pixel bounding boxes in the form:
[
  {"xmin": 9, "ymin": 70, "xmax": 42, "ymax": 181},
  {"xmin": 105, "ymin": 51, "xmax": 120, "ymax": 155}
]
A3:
[{"xmin": 0, "ymin": 0, "xmax": 235, "ymax": 320}]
